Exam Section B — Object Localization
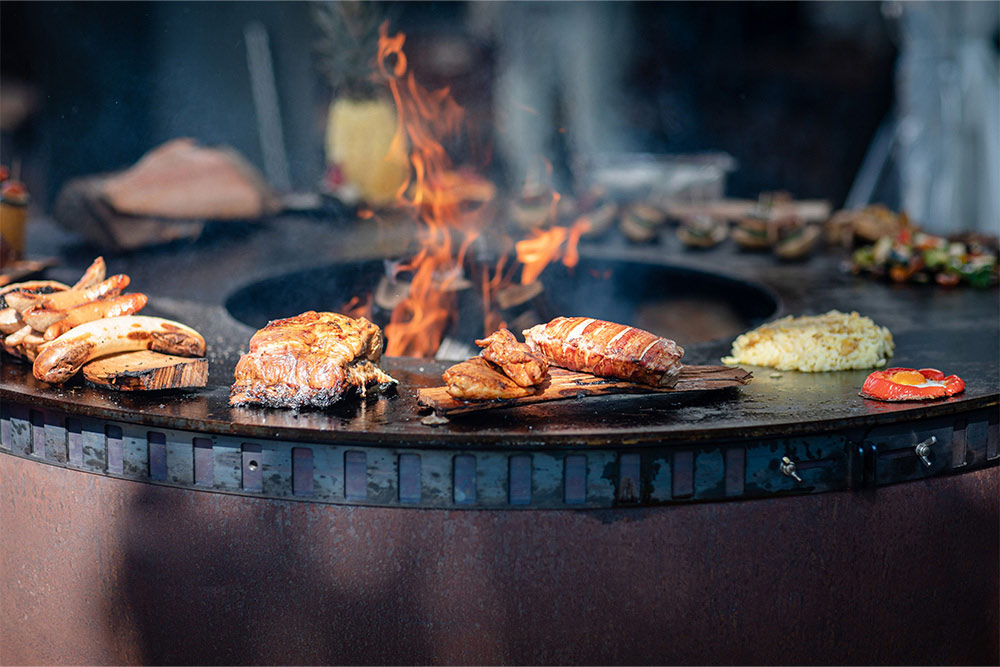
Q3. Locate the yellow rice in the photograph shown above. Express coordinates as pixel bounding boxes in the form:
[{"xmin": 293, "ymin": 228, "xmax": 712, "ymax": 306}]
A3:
[{"xmin": 722, "ymin": 310, "xmax": 894, "ymax": 372}]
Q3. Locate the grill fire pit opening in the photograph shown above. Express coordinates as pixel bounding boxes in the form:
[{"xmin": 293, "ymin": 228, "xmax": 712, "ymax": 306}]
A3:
[{"xmin": 224, "ymin": 257, "xmax": 779, "ymax": 356}]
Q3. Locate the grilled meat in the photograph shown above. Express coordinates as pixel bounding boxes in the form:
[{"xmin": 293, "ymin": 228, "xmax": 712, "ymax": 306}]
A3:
[
  {"xmin": 102, "ymin": 138, "xmax": 277, "ymax": 220},
  {"xmin": 0, "ymin": 281, "xmax": 68, "ymax": 310},
  {"xmin": 34, "ymin": 315, "xmax": 206, "ymax": 384},
  {"xmin": 443, "ymin": 356, "xmax": 535, "ymax": 400},
  {"xmin": 475, "ymin": 328, "xmax": 549, "ymax": 387},
  {"xmin": 523, "ymin": 316, "xmax": 684, "ymax": 387},
  {"xmin": 229, "ymin": 311, "xmax": 397, "ymax": 408}
]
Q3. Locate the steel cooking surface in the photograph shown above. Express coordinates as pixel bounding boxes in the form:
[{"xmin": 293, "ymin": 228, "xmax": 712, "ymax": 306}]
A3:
[
  {"xmin": 224, "ymin": 257, "xmax": 780, "ymax": 344},
  {"xmin": 2, "ymin": 320, "xmax": 997, "ymax": 447},
  {"xmin": 3, "ymin": 217, "xmax": 997, "ymax": 451}
]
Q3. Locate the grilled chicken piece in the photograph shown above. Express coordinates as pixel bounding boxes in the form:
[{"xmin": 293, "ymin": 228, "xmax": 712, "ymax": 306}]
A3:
[
  {"xmin": 230, "ymin": 311, "xmax": 397, "ymax": 409},
  {"xmin": 475, "ymin": 328, "xmax": 548, "ymax": 387},
  {"xmin": 443, "ymin": 356, "xmax": 535, "ymax": 400},
  {"xmin": 523, "ymin": 316, "xmax": 684, "ymax": 387}
]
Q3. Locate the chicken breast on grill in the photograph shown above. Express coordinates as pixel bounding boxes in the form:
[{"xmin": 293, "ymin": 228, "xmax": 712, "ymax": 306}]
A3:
[
  {"xmin": 523, "ymin": 316, "xmax": 684, "ymax": 387},
  {"xmin": 230, "ymin": 311, "xmax": 397, "ymax": 408},
  {"xmin": 475, "ymin": 328, "xmax": 549, "ymax": 387},
  {"xmin": 443, "ymin": 356, "xmax": 535, "ymax": 400}
]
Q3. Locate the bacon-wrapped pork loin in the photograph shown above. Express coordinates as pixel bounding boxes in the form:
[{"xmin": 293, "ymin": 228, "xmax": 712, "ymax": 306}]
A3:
[{"xmin": 523, "ymin": 316, "xmax": 684, "ymax": 387}]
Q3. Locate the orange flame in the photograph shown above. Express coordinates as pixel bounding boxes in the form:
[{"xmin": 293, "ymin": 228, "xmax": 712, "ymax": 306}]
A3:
[
  {"xmin": 372, "ymin": 23, "xmax": 592, "ymax": 357},
  {"xmin": 515, "ymin": 227, "xmax": 567, "ymax": 285},
  {"xmin": 341, "ymin": 294, "xmax": 373, "ymax": 321},
  {"xmin": 515, "ymin": 217, "xmax": 591, "ymax": 285},
  {"xmin": 563, "ymin": 216, "xmax": 592, "ymax": 268},
  {"xmin": 377, "ymin": 23, "xmax": 474, "ymax": 357}
]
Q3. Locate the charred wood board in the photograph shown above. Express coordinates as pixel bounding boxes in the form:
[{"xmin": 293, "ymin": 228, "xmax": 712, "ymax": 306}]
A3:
[
  {"xmin": 82, "ymin": 350, "xmax": 208, "ymax": 391},
  {"xmin": 417, "ymin": 365, "xmax": 752, "ymax": 416}
]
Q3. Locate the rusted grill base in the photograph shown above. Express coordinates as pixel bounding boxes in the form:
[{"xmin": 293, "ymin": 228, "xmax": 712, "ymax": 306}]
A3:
[
  {"xmin": 2, "ymin": 399, "xmax": 997, "ymax": 509},
  {"xmin": 2, "ymin": 453, "xmax": 997, "ymax": 665}
]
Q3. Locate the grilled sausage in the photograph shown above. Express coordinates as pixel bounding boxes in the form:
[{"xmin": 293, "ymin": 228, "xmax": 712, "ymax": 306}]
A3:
[
  {"xmin": 71, "ymin": 256, "xmax": 106, "ymax": 290},
  {"xmin": 33, "ymin": 315, "xmax": 205, "ymax": 384},
  {"xmin": 42, "ymin": 274, "xmax": 130, "ymax": 311},
  {"xmin": 0, "ymin": 307, "xmax": 23, "ymax": 335},
  {"xmin": 42, "ymin": 293, "xmax": 149, "ymax": 341}
]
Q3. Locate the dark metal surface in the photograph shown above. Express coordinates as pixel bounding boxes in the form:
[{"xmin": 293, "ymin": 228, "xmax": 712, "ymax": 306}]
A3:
[
  {"xmin": 223, "ymin": 257, "xmax": 780, "ymax": 336},
  {"xmin": 2, "ymin": 217, "xmax": 999, "ymax": 664},
  {"xmin": 2, "ymin": 452, "xmax": 996, "ymax": 665},
  {"xmin": 6, "ymin": 216, "xmax": 995, "ymax": 447},
  {"xmin": 2, "ymin": 329, "xmax": 997, "ymax": 447},
  {"xmin": 3, "ymin": 396, "xmax": 996, "ymax": 509}
]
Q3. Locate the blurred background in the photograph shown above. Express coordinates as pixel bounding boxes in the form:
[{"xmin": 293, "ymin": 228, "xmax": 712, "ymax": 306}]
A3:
[{"xmin": 0, "ymin": 0, "xmax": 997, "ymax": 233}]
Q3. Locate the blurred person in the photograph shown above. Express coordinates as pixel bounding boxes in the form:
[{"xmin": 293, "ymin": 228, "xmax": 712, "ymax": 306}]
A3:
[
  {"xmin": 892, "ymin": 0, "xmax": 999, "ymax": 234},
  {"xmin": 467, "ymin": 1, "xmax": 636, "ymax": 191}
]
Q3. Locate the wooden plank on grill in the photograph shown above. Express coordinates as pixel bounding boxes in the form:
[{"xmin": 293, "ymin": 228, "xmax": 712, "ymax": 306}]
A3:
[
  {"xmin": 417, "ymin": 364, "xmax": 752, "ymax": 417},
  {"xmin": 82, "ymin": 350, "xmax": 208, "ymax": 391}
]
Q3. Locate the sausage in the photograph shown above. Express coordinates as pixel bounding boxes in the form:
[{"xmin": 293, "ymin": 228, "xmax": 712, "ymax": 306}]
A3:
[
  {"xmin": 41, "ymin": 274, "xmax": 130, "ymax": 311},
  {"xmin": 33, "ymin": 315, "xmax": 206, "ymax": 384},
  {"xmin": 0, "ymin": 307, "xmax": 23, "ymax": 335},
  {"xmin": 42, "ymin": 293, "xmax": 149, "ymax": 341},
  {"xmin": 0, "ymin": 280, "xmax": 69, "ymax": 304},
  {"xmin": 71, "ymin": 256, "xmax": 106, "ymax": 290}
]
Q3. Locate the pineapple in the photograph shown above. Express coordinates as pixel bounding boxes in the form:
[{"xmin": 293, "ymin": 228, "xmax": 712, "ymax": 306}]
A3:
[{"xmin": 313, "ymin": 1, "xmax": 408, "ymax": 207}]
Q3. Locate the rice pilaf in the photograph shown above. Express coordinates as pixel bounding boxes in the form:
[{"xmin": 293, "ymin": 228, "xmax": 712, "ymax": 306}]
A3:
[{"xmin": 722, "ymin": 310, "xmax": 894, "ymax": 372}]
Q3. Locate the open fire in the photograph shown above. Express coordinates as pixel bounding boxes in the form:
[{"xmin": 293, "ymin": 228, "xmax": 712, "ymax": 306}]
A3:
[{"xmin": 354, "ymin": 23, "xmax": 589, "ymax": 358}]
